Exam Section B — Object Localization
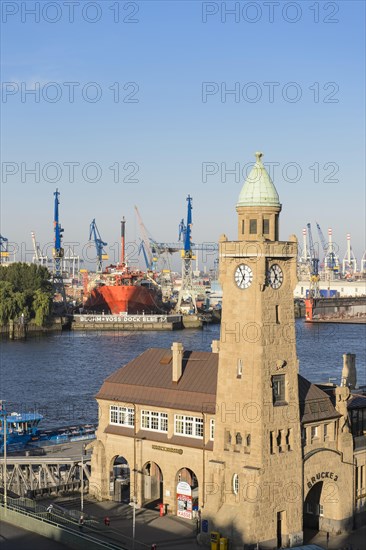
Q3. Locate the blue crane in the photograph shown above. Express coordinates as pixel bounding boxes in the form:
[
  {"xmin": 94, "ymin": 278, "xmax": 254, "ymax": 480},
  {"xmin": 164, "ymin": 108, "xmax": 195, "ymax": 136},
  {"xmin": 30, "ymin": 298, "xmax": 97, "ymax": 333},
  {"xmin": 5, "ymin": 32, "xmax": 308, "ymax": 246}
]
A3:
[
  {"xmin": 89, "ymin": 219, "xmax": 108, "ymax": 273},
  {"xmin": 178, "ymin": 195, "xmax": 193, "ymax": 256},
  {"xmin": 176, "ymin": 195, "xmax": 198, "ymax": 314},
  {"xmin": 52, "ymin": 189, "xmax": 64, "ymax": 276},
  {"xmin": 316, "ymin": 222, "xmax": 338, "ymax": 272},
  {"xmin": 52, "ymin": 189, "xmax": 67, "ymax": 312}
]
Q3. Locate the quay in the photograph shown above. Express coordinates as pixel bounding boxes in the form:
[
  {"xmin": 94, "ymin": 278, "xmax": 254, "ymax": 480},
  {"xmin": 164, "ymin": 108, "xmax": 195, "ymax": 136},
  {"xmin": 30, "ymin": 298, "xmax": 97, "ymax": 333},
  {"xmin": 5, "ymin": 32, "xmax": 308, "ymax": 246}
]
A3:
[{"xmin": 71, "ymin": 313, "xmax": 183, "ymax": 331}]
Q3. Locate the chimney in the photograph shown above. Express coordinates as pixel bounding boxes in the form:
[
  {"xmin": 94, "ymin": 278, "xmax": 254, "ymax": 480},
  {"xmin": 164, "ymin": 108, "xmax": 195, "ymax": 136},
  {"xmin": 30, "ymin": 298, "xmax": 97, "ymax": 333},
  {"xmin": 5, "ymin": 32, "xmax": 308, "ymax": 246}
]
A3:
[
  {"xmin": 211, "ymin": 340, "xmax": 220, "ymax": 353},
  {"xmin": 171, "ymin": 342, "xmax": 184, "ymax": 383},
  {"xmin": 341, "ymin": 353, "xmax": 357, "ymax": 390}
]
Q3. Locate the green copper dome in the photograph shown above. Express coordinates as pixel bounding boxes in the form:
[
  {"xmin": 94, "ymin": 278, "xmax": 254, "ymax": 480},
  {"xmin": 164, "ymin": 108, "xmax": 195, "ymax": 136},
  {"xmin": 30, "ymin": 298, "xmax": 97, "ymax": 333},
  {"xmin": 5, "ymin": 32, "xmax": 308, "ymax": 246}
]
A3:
[{"xmin": 237, "ymin": 152, "xmax": 280, "ymax": 208}]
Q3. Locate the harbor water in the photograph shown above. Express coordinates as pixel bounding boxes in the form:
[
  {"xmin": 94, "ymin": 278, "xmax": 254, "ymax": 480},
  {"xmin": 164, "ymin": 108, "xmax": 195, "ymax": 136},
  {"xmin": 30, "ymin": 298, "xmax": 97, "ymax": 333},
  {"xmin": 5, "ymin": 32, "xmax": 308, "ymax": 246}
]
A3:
[{"xmin": 0, "ymin": 320, "xmax": 365, "ymax": 428}]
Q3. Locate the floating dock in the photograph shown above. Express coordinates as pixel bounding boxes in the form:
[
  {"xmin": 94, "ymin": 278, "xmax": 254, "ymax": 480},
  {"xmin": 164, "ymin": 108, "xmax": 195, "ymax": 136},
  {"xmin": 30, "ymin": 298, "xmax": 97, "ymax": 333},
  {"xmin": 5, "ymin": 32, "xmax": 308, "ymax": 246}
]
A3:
[{"xmin": 72, "ymin": 313, "xmax": 183, "ymax": 331}]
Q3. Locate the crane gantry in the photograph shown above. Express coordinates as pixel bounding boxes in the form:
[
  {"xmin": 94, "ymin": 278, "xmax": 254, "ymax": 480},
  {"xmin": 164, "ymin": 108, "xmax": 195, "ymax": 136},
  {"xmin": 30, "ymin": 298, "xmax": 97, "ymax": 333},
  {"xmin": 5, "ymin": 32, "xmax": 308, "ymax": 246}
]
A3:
[{"xmin": 89, "ymin": 219, "xmax": 108, "ymax": 273}]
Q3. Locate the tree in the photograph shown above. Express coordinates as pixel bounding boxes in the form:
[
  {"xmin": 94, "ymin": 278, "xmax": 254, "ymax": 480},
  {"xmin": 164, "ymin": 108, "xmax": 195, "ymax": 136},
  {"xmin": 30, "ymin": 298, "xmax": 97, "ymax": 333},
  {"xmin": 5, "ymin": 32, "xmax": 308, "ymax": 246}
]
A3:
[
  {"xmin": 0, "ymin": 264, "xmax": 53, "ymax": 326},
  {"xmin": 33, "ymin": 289, "xmax": 52, "ymax": 326}
]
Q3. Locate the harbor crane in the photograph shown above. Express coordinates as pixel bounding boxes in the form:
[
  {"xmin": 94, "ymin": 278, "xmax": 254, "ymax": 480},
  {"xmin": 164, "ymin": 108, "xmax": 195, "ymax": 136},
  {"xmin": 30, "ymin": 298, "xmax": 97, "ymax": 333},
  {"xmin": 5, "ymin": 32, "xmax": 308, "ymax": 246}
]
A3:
[
  {"xmin": 134, "ymin": 206, "xmax": 157, "ymax": 271},
  {"xmin": 52, "ymin": 189, "xmax": 67, "ymax": 312},
  {"xmin": 31, "ymin": 231, "xmax": 49, "ymax": 267},
  {"xmin": 0, "ymin": 234, "xmax": 9, "ymax": 264},
  {"xmin": 306, "ymin": 223, "xmax": 320, "ymax": 299},
  {"xmin": 304, "ymin": 223, "xmax": 320, "ymax": 322},
  {"xmin": 342, "ymin": 234, "xmax": 357, "ymax": 276},
  {"xmin": 316, "ymin": 222, "xmax": 339, "ymax": 274},
  {"xmin": 175, "ymin": 195, "xmax": 200, "ymax": 314},
  {"xmin": 89, "ymin": 219, "xmax": 108, "ymax": 273}
]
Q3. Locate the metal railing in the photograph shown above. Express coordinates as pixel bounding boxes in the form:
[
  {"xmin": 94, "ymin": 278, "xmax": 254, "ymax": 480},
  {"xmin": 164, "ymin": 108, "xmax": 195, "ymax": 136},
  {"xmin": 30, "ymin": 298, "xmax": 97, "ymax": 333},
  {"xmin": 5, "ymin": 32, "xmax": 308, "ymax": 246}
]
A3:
[{"xmin": 0, "ymin": 495, "xmax": 125, "ymax": 550}]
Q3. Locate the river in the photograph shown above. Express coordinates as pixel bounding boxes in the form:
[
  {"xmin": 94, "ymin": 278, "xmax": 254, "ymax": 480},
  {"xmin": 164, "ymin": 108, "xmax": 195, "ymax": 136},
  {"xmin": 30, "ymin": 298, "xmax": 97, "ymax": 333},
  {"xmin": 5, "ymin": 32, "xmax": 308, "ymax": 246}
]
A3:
[{"xmin": 0, "ymin": 320, "xmax": 365, "ymax": 427}]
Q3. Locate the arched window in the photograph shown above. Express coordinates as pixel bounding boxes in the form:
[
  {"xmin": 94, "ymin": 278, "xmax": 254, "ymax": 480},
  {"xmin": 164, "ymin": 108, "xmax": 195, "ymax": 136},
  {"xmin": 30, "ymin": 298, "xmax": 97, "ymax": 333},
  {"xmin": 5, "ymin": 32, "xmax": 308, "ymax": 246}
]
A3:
[
  {"xmin": 232, "ymin": 474, "xmax": 239, "ymax": 495},
  {"xmin": 235, "ymin": 432, "xmax": 242, "ymax": 445}
]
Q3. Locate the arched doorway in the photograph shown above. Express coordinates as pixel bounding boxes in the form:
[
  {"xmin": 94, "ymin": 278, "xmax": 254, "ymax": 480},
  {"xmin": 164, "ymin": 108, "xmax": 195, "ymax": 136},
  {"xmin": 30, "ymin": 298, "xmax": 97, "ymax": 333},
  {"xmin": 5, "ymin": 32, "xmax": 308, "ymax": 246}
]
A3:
[
  {"xmin": 142, "ymin": 461, "xmax": 163, "ymax": 508},
  {"xmin": 304, "ymin": 481, "xmax": 323, "ymax": 531},
  {"xmin": 112, "ymin": 456, "xmax": 130, "ymax": 503},
  {"xmin": 176, "ymin": 467, "xmax": 199, "ymax": 519}
]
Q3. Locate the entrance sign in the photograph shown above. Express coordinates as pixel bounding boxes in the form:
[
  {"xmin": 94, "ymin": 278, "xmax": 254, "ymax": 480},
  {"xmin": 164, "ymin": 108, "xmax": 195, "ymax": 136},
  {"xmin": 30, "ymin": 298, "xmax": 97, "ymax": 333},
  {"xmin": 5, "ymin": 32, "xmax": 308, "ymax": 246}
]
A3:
[{"xmin": 177, "ymin": 481, "xmax": 192, "ymax": 519}]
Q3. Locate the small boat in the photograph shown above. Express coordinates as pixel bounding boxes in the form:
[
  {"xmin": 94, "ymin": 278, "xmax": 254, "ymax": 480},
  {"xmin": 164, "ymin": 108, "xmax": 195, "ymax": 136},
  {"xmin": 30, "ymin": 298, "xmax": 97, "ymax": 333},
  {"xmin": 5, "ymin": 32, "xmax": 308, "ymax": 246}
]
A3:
[
  {"xmin": 0, "ymin": 402, "xmax": 43, "ymax": 453},
  {"xmin": 0, "ymin": 401, "xmax": 96, "ymax": 453}
]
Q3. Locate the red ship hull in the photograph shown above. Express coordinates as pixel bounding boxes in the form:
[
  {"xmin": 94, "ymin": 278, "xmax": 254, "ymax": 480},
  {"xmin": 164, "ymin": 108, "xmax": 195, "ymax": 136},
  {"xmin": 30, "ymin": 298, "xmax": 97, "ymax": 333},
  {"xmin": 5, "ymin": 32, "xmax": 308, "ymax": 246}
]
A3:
[{"xmin": 84, "ymin": 284, "xmax": 161, "ymax": 314}]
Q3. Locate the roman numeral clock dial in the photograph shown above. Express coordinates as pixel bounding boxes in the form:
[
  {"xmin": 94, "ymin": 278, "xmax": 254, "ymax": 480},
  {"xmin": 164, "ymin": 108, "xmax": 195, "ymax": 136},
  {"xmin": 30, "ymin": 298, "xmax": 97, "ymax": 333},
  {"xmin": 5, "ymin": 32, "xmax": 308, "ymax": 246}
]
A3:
[
  {"xmin": 234, "ymin": 264, "xmax": 253, "ymax": 289},
  {"xmin": 268, "ymin": 263, "xmax": 283, "ymax": 289}
]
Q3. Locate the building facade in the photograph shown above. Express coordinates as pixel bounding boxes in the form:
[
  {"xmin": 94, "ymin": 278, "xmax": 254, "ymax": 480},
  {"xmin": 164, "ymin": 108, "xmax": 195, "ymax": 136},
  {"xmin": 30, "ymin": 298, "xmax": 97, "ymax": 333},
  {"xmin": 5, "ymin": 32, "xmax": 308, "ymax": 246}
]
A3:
[{"xmin": 89, "ymin": 153, "xmax": 366, "ymax": 549}]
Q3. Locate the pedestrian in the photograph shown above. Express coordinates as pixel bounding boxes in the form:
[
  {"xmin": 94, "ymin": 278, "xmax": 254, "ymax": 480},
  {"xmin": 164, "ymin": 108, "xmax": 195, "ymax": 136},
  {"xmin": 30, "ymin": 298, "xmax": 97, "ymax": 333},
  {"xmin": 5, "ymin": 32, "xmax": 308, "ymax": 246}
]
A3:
[
  {"xmin": 151, "ymin": 545, "xmax": 157, "ymax": 550},
  {"xmin": 326, "ymin": 531, "xmax": 330, "ymax": 548},
  {"xmin": 104, "ymin": 516, "xmax": 110, "ymax": 526},
  {"xmin": 79, "ymin": 514, "xmax": 84, "ymax": 531},
  {"xmin": 46, "ymin": 504, "xmax": 53, "ymax": 518}
]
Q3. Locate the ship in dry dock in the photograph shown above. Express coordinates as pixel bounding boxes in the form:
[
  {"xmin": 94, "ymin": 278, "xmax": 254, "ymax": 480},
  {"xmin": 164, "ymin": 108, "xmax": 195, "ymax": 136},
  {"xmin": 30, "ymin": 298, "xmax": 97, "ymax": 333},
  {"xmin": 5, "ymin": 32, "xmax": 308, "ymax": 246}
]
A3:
[{"xmin": 83, "ymin": 218, "xmax": 165, "ymax": 315}]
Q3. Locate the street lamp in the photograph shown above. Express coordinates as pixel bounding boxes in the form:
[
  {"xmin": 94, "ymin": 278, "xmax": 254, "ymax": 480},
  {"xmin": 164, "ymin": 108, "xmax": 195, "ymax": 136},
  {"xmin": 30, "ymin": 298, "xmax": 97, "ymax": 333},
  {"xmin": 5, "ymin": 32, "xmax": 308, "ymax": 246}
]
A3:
[{"xmin": 80, "ymin": 443, "xmax": 86, "ymax": 514}]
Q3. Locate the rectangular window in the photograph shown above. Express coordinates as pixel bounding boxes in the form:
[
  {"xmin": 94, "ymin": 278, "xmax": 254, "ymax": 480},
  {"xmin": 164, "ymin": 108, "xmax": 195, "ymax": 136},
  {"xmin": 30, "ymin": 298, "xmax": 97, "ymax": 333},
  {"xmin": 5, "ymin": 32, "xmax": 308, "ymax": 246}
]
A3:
[
  {"xmin": 241, "ymin": 220, "xmax": 245, "ymax": 234},
  {"xmin": 175, "ymin": 415, "xmax": 184, "ymax": 434},
  {"xmin": 249, "ymin": 219, "xmax": 257, "ymax": 234},
  {"xmin": 263, "ymin": 218, "xmax": 269, "ymax": 234},
  {"xmin": 174, "ymin": 414, "xmax": 204, "ymax": 439},
  {"xmin": 110, "ymin": 405, "xmax": 118, "ymax": 424},
  {"xmin": 141, "ymin": 410, "xmax": 168, "ymax": 432},
  {"xmin": 324, "ymin": 424, "xmax": 328, "ymax": 439},
  {"xmin": 272, "ymin": 375, "xmax": 286, "ymax": 404},
  {"xmin": 210, "ymin": 418, "xmax": 215, "ymax": 441},
  {"xmin": 110, "ymin": 405, "xmax": 134, "ymax": 428},
  {"xmin": 311, "ymin": 426, "xmax": 318, "ymax": 440},
  {"xmin": 195, "ymin": 418, "xmax": 203, "ymax": 438}
]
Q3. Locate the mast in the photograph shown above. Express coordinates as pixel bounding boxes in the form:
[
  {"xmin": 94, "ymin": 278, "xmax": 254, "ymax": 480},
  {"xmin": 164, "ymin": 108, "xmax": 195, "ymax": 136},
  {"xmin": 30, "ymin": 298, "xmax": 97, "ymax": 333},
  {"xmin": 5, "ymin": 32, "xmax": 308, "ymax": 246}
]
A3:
[{"xmin": 120, "ymin": 217, "xmax": 126, "ymax": 268}]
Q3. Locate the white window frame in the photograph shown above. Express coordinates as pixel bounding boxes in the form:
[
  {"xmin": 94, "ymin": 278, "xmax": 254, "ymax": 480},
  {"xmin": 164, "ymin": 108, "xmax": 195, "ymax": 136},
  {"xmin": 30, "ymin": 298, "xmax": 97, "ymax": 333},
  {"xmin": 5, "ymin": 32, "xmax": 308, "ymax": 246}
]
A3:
[
  {"xmin": 110, "ymin": 405, "xmax": 134, "ymax": 428},
  {"xmin": 174, "ymin": 414, "xmax": 203, "ymax": 439},
  {"xmin": 141, "ymin": 410, "xmax": 168, "ymax": 433},
  {"xmin": 210, "ymin": 418, "xmax": 215, "ymax": 441}
]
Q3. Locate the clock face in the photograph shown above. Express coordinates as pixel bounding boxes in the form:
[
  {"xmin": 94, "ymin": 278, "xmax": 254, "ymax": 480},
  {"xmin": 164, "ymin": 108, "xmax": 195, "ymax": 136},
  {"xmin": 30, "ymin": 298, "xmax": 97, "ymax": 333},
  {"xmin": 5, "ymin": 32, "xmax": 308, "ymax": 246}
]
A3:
[
  {"xmin": 268, "ymin": 264, "xmax": 283, "ymax": 289},
  {"xmin": 234, "ymin": 264, "xmax": 253, "ymax": 289}
]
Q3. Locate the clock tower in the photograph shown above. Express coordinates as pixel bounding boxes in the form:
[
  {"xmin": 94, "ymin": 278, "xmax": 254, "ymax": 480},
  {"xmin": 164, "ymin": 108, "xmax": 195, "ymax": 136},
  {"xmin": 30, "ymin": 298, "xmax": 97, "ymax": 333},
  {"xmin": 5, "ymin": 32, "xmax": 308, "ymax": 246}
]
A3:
[{"xmin": 205, "ymin": 153, "xmax": 303, "ymax": 548}]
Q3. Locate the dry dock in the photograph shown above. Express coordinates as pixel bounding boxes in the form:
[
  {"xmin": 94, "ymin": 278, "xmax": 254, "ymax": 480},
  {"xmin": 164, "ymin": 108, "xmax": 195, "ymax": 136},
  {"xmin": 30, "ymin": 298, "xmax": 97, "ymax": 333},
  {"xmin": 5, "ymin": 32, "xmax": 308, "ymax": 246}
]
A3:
[{"xmin": 72, "ymin": 313, "xmax": 183, "ymax": 331}]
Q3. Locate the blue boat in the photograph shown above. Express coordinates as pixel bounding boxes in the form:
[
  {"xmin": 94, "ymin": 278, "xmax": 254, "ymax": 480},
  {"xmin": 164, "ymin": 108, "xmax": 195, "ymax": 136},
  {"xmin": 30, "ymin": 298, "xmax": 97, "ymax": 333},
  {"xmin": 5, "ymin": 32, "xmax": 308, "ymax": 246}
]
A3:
[
  {"xmin": 0, "ymin": 402, "xmax": 43, "ymax": 453},
  {"xmin": 0, "ymin": 402, "xmax": 96, "ymax": 453}
]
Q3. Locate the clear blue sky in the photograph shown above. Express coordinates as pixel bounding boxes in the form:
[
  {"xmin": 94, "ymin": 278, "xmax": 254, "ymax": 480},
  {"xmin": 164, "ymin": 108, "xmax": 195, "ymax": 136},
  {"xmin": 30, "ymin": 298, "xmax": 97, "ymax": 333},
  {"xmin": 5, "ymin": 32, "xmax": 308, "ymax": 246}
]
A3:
[{"xmin": 1, "ymin": 0, "xmax": 365, "ymax": 270}]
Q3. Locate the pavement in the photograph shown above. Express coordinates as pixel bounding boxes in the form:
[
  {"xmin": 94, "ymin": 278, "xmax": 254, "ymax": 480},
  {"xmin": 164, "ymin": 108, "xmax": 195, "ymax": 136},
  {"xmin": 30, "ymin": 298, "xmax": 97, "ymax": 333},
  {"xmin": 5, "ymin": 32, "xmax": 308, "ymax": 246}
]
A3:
[
  {"xmin": 0, "ymin": 521, "xmax": 69, "ymax": 550},
  {"xmin": 304, "ymin": 526, "xmax": 366, "ymax": 550},
  {"xmin": 39, "ymin": 494, "xmax": 366, "ymax": 550},
  {"xmin": 41, "ymin": 494, "xmax": 199, "ymax": 549}
]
